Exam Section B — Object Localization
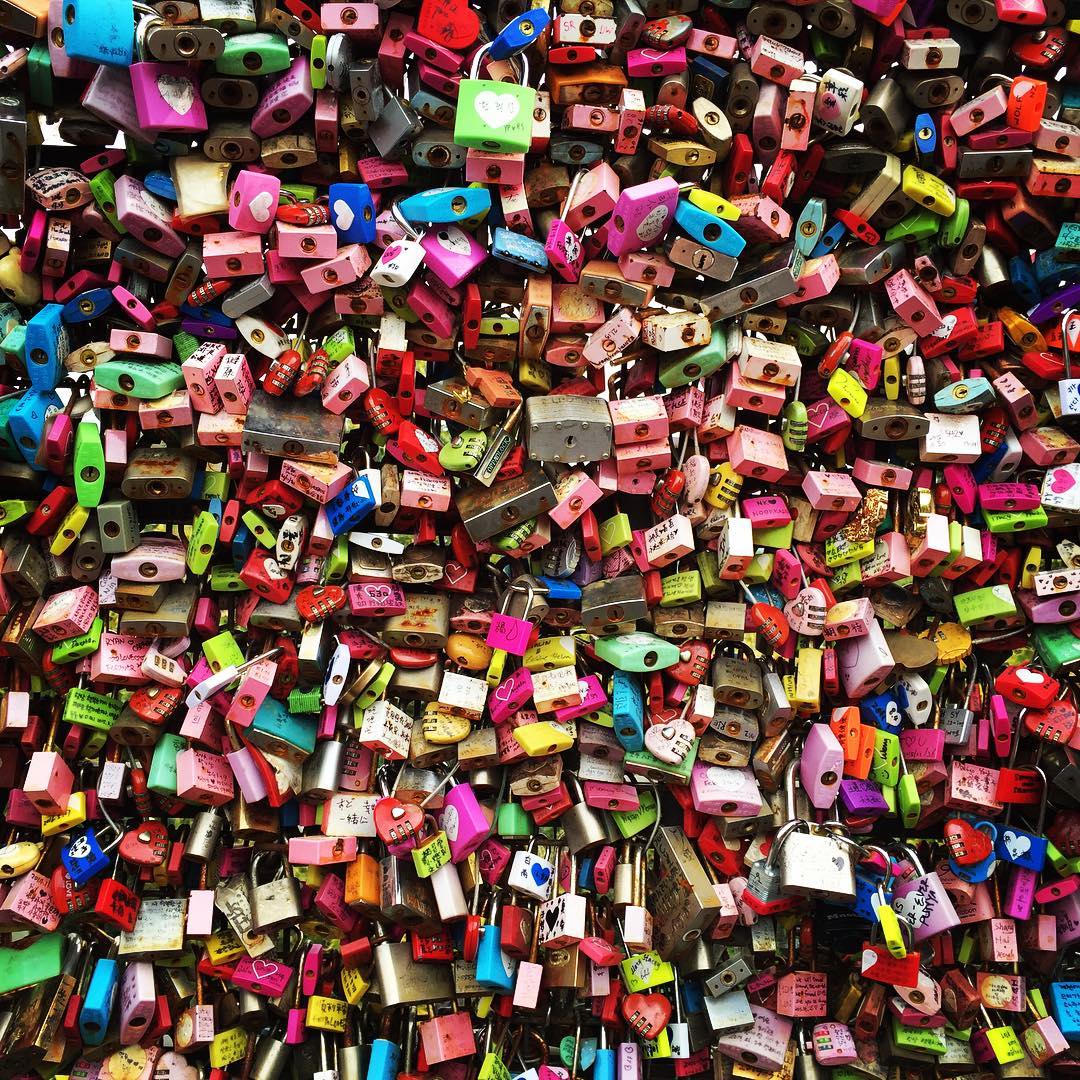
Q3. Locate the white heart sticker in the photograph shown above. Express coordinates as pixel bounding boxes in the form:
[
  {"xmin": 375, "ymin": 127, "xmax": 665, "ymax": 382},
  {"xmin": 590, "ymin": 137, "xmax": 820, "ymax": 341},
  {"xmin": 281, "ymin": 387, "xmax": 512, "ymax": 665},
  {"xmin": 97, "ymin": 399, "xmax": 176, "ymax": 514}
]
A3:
[
  {"xmin": 157, "ymin": 74, "xmax": 196, "ymax": 117},
  {"xmin": 248, "ymin": 191, "xmax": 274, "ymax": 223},
  {"xmin": 333, "ymin": 198, "xmax": 355, "ymax": 231},
  {"xmin": 474, "ymin": 90, "xmax": 520, "ymax": 129},
  {"xmin": 1003, "ymin": 830, "xmax": 1032, "ymax": 860},
  {"xmin": 1015, "ymin": 668, "xmax": 1043, "ymax": 684}
]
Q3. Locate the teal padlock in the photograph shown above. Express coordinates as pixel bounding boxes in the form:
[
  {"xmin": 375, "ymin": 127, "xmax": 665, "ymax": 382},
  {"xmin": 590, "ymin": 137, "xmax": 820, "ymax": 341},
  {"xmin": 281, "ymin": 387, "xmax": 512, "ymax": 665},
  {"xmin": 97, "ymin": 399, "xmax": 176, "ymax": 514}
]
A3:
[
  {"xmin": 593, "ymin": 633, "xmax": 682, "ymax": 672},
  {"xmin": 453, "ymin": 42, "xmax": 535, "ymax": 153}
]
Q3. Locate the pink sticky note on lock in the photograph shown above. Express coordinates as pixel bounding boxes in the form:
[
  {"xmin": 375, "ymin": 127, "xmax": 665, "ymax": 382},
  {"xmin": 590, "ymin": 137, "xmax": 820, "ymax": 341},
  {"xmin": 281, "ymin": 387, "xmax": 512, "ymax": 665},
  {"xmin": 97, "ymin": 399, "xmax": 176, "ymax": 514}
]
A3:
[{"xmin": 485, "ymin": 613, "xmax": 533, "ymax": 656}]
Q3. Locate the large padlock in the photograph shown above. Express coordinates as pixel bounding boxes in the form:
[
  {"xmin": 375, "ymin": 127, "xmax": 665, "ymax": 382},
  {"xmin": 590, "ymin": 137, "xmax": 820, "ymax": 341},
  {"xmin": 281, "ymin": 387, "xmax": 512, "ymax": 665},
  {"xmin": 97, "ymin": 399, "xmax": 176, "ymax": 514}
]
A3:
[{"xmin": 454, "ymin": 41, "xmax": 536, "ymax": 154}]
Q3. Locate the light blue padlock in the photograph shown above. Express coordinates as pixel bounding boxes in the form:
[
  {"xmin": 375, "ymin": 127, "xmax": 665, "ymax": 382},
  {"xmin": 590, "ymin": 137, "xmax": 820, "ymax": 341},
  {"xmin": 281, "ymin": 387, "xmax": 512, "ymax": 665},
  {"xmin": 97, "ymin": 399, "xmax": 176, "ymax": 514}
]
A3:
[
  {"xmin": 79, "ymin": 955, "xmax": 119, "ymax": 1046},
  {"xmin": 63, "ymin": 0, "xmax": 134, "ymax": 66},
  {"xmin": 673, "ymin": 199, "xmax": 746, "ymax": 257},
  {"xmin": 612, "ymin": 669, "xmax": 645, "ymax": 752},
  {"xmin": 399, "ymin": 186, "xmax": 491, "ymax": 224},
  {"xmin": 24, "ymin": 303, "xmax": 65, "ymax": 392},
  {"xmin": 10, "ymin": 388, "xmax": 62, "ymax": 469},
  {"xmin": 491, "ymin": 227, "xmax": 548, "ymax": 274}
]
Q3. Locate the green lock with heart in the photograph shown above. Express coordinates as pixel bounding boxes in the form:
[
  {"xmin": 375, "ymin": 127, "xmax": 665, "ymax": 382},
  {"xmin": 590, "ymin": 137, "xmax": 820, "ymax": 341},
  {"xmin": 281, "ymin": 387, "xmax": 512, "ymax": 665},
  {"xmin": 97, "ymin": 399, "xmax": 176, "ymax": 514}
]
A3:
[{"xmin": 454, "ymin": 43, "xmax": 535, "ymax": 153}]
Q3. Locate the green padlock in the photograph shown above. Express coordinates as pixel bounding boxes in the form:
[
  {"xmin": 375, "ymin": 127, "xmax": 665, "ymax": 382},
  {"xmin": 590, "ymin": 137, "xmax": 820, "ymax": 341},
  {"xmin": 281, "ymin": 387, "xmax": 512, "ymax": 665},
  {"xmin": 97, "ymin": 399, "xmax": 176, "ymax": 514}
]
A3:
[
  {"xmin": 148, "ymin": 733, "xmax": 187, "ymax": 796},
  {"xmin": 63, "ymin": 685, "xmax": 122, "ymax": 731},
  {"xmin": 593, "ymin": 632, "xmax": 681, "ymax": 672},
  {"xmin": 73, "ymin": 413, "xmax": 105, "ymax": 508},
  {"xmin": 869, "ymin": 729, "xmax": 900, "ymax": 786},
  {"xmin": 496, "ymin": 797, "xmax": 533, "ymax": 838},
  {"xmin": 216, "ymin": 31, "xmax": 293, "ymax": 76},
  {"xmin": 187, "ymin": 511, "xmax": 220, "ymax": 575},
  {"xmin": 51, "ymin": 617, "xmax": 103, "ymax": 663},
  {"xmin": 454, "ymin": 43, "xmax": 535, "ymax": 154},
  {"xmin": 954, "ymin": 585, "xmax": 1016, "ymax": 627},
  {"xmin": 658, "ymin": 324, "xmax": 728, "ymax": 388},
  {"xmin": 982, "ymin": 506, "xmax": 1049, "ymax": 534},
  {"xmin": 325, "ymin": 534, "xmax": 350, "ymax": 581},
  {"xmin": 94, "ymin": 359, "xmax": 185, "ymax": 399}
]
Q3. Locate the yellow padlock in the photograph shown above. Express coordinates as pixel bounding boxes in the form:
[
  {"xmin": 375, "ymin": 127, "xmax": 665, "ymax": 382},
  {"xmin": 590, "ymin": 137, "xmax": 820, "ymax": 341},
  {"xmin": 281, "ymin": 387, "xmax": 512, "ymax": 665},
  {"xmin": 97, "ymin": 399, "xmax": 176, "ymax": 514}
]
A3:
[
  {"xmin": 514, "ymin": 719, "xmax": 576, "ymax": 757},
  {"xmin": 827, "ymin": 367, "xmax": 868, "ymax": 418},
  {"xmin": 305, "ymin": 994, "xmax": 349, "ymax": 1033},
  {"xmin": 900, "ymin": 164, "xmax": 956, "ymax": 216}
]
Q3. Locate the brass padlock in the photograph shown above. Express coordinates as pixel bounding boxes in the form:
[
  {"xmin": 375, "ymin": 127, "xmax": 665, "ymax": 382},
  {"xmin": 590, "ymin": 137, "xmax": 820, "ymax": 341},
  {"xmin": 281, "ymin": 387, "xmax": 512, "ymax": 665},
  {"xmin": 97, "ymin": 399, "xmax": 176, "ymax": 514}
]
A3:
[{"xmin": 711, "ymin": 641, "xmax": 764, "ymax": 710}]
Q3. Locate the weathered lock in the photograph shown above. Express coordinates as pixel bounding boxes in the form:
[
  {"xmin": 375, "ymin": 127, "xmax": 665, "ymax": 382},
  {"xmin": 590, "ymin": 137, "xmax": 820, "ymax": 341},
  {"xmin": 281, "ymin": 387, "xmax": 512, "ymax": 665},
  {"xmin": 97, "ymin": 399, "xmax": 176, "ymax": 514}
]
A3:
[
  {"xmin": 454, "ymin": 42, "xmax": 536, "ymax": 154},
  {"xmin": 711, "ymin": 641, "xmax": 764, "ymax": 710},
  {"xmin": 581, "ymin": 575, "xmax": 649, "ymax": 634},
  {"xmin": 524, "ymin": 395, "xmax": 613, "ymax": 465},
  {"xmin": 248, "ymin": 850, "xmax": 303, "ymax": 933}
]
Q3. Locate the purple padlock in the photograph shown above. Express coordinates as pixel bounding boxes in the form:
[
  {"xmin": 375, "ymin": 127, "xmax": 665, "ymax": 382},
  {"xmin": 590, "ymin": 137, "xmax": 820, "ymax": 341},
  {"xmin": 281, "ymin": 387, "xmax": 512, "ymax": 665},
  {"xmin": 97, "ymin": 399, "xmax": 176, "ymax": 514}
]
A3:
[
  {"xmin": 890, "ymin": 844, "xmax": 961, "ymax": 943},
  {"xmin": 838, "ymin": 778, "xmax": 888, "ymax": 817}
]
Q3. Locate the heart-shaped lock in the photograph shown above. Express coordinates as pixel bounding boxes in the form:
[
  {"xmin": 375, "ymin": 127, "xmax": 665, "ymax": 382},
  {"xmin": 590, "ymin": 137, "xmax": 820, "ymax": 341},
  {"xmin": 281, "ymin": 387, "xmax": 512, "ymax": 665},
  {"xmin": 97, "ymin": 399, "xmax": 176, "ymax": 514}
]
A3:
[
  {"xmin": 644, "ymin": 718, "xmax": 696, "ymax": 764},
  {"xmin": 373, "ymin": 797, "xmax": 425, "ymax": 849},
  {"xmin": 622, "ymin": 992, "xmax": 672, "ymax": 1038},
  {"xmin": 1023, "ymin": 699, "xmax": 1078, "ymax": 742},
  {"xmin": 943, "ymin": 818, "xmax": 994, "ymax": 865},
  {"xmin": 119, "ymin": 821, "xmax": 170, "ymax": 866},
  {"xmin": 784, "ymin": 586, "xmax": 826, "ymax": 635},
  {"xmin": 416, "ymin": 0, "xmax": 480, "ymax": 50},
  {"xmin": 156, "ymin": 1051, "xmax": 200, "ymax": 1080},
  {"xmin": 50, "ymin": 864, "xmax": 96, "ymax": 914}
]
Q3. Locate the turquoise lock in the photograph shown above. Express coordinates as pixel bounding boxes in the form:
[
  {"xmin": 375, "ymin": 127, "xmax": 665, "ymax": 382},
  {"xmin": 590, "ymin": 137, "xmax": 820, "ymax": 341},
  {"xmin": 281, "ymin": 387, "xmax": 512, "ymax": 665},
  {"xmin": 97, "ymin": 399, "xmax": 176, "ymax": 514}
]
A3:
[
  {"xmin": 593, "ymin": 633, "xmax": 682, "ymax": 672},
  {"xmin": 63, "ymin": 0, "xmax": 134, "ymax": 66},
  {"xmin": 673, "ymin": 199, "xmax": 746, "ymax": 258}
]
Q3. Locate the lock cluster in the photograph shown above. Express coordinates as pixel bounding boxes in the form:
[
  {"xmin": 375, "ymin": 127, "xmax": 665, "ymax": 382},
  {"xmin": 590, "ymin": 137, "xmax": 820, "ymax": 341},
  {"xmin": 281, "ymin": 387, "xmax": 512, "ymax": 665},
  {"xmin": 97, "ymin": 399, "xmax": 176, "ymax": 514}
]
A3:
[{"xmin": 1, "ymin": 0, "xmax": 1080, "ymax": 1075}]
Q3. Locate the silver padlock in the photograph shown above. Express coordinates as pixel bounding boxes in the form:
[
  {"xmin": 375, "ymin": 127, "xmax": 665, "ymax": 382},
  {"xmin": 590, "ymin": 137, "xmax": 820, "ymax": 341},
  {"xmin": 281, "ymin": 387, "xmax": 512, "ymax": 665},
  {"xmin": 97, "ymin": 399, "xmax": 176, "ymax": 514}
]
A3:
[
  {"xmin": 524, "ymin": 395, "xmax": 613, "ymax": 465},
  {"xmin": 248, "ymin": 850, "xmax": 303, "ymax": 933},
  {"xmin": 776, "ymin": 762, "xmax": 856, "ymax": 903}
]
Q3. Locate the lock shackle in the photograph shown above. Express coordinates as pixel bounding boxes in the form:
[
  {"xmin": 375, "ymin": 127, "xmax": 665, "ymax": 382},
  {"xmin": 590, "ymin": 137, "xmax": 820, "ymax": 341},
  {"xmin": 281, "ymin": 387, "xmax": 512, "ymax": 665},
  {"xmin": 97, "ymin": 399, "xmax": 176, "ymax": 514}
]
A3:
[
  {"xmin": 887, "ymin": 841, "xmax": 925, "ymax": 879},
  {"xmin": 389, "ymin": 199, "xmax": 423, "ymax": 242},
  {"xmin": 1063, "ymin": 307, "xmax": 1080, "ymax": 380},
  {"xmin": 763, "ymin": 819, "xmax": 804, "ymax": 870},
  {"xmin": 469, "ymin": 40, "xmax": 531, "ymax": 85}
]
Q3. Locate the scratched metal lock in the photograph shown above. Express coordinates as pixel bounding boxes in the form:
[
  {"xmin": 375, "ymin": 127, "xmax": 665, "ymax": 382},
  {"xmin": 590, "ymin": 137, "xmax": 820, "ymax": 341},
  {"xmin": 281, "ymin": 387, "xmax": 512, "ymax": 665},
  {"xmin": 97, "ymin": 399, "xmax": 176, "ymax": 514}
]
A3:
[{"xmin": 248, "ymin": 850, "xmax": 304, "ymax": 933}]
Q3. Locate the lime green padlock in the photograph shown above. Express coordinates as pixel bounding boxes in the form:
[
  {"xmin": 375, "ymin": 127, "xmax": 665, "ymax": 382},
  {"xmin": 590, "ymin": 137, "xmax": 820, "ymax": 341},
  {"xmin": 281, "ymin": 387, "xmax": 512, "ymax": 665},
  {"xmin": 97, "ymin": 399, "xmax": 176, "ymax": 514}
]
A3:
[{"xmin": 453, "ymin": 43, "xmax": 535, "ymax": 153}]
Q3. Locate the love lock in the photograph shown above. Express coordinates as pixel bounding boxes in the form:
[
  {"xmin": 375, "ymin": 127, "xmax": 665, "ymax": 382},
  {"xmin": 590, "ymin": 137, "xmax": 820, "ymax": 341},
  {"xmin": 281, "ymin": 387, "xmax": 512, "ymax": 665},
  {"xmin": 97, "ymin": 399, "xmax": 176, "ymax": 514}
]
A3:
[{"xmin": 118, "ymin": 822, "xmax": 171, "ymax": 867}]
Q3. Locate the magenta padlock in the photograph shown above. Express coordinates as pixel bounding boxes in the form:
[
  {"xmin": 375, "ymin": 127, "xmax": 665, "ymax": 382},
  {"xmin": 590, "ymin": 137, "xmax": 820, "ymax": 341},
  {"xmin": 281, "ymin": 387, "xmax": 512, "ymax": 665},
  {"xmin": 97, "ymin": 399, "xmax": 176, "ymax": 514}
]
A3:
[
  {"xmin": 440, "ymin": 776, "xmax": 492, "ymax": 863},
  {"xmin": 421, "ymin": 226, "xmax": 487, "ymax": 289},
  {"xmin": 890, "ymin": 846, "xmax": 961, "ymax": 943},
  {"xmin": 348, "ymin": 582, "xmax": 407, "ymax": 618},
  {"xmin": 129, "ymin": 61, "xmax": 208, "ymax": 133},
  {"xmin": 228, "ymin": 170, "xmax": 281, "ymax": 234}
]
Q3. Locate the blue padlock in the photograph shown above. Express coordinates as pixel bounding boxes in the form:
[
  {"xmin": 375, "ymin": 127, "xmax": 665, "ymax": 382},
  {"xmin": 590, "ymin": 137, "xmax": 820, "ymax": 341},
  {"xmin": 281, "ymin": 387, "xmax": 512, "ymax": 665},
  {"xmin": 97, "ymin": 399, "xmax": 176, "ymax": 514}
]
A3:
[
  {"xmin": 537, "ymin": 575, "xmax": 581, "ymax": 600},
  {"xmin": 674, "ymin": 200, "xmax": 746, "ymax": 258},
  {"xmin": 612, "ymin": 669, "xmax": 645, "ymax": 752},
  {"xmin": 399, "ymin": 186, "xmax": 492, "ymax": 225},
  {"xmin": 143, "ymin": 170, "xmax": 177, "ymax": 202},
  {"xmin": 61, "ymin": 288, "xmax": 113, "ymax": 324},
  {"xmin": 231, "ymin": 521, "xmax": 255, "ymax": 569},
  {"xmin": 63, "ymin": 0, "xmax": 134, "ymax": 66},
  {"xmin": 366, "ymin": 1035, "xmax": 401, "ymax": 1080},
  {"xmin": 475, "ymin": 923, "xmax": 516, "ymax": 992},
  {"xmin": 489, "ymin": 9, "xmax": 552, "ymax": 59},
  {"xmin": 329, "ymin": 182, "xmax": 378, "ymax": 245},
  {"xmin": 810, "ymin": 219, "xmax": 848, "ymax": 258},
  {"xmin": 325, "ymin": 475, "xmax": 376, "ymax": 535},
  {"xmin": 1008, "ymin": 255, "xmax": 1042, "ymax": 308},
  {"xmin": 61, "ymin": 828, "xmax": 111, "ymax": 887},
  {"xmin": 688, "ymin": 56, "xmax": 728, "ymax": 97},
  {"xmin": 914, "ymin": 112, "xmax": 937, "ymax": 160},
  {"xmin": 996, "ymin": 774, "xmax": 1049, "ymax": 872},
  {"xmin": 1050, "ymin": 982, "xmax": 1080, "ymax": 1041},
  {"xmin": 10, "ymin": 389, "xmax": 62, "ymax": 469},
  {"xmin": 24, "ymin": 303, "xmax": 65, "ymax": 392},
  {"xmin": 862, "ymin": 689, "xmax": 902, "ymax": 734},
  {"xmin": 491, "ymin": 227, "xmax": 549, "ymax": 274}
]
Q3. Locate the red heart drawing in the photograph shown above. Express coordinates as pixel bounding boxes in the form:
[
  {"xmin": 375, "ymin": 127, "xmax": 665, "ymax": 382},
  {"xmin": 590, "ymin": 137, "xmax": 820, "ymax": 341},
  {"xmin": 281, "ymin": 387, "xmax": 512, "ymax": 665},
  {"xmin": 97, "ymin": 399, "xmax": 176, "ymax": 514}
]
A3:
[
  {"xmin": 622, "ymin": 992, "xmax": 672, "ymax": 1038},
  {"xmin": 417, "ymin": 0, "xmax": 480, "ymax": 51},
  {"xmin": 943, "ymin": 818, "xmax": 993, "ymax": 866}
]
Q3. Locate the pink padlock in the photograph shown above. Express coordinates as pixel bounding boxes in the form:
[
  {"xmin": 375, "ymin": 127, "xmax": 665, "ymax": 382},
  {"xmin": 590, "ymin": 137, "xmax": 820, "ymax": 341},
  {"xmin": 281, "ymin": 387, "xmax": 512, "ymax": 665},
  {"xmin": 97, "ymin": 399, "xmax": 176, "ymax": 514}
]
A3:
[{"xmin": 129, "ymin": 62, "xmax": 208, "ymax": 132}]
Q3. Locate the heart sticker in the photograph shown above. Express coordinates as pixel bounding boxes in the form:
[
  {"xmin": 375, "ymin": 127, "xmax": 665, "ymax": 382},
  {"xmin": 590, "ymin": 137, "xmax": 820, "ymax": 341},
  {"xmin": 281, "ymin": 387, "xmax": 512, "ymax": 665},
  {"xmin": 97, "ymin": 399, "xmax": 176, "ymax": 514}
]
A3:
[
  {"xmin": 622, "ymin": 992, "xmax": 671, "ymax": 1039},
  {"xmin": 531, "ymin": 861, "xmax": 552, "ymax": 885},
  {"xmin": 157, "ymin": 74, "xmax": 196, "ymax": 116},
  {"xmin": 644, "ymin": 718, "xmax": 695, "ymax": 764},
  {"xmin": 416, "ymin": 0, "xmax": 480, "ymax": 51},
  {"xmin": 1014, "ymin": 667, "xmax": 1044, "ymax": 684},
  {"xmin": 1002, "ymin": 830, "xmax": 1032, "ymax": 860},
  {"xmin": 248, "ymin": 191, "xmax": 274, "ymax": 223},
  {"xmin": 333, "ymin": 198, "xmax": 355, "ymax": 231},
  {"xmin": 1052, "ymin": 468, "xmax": 1077, "ymax": 493},
  {"xmin": 474, "ymin": 91, "xmax": 521, "ymax": 129},
  {"xmin": 891, "ymin": 889, "xmax": 928, "ymax": 927}
]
